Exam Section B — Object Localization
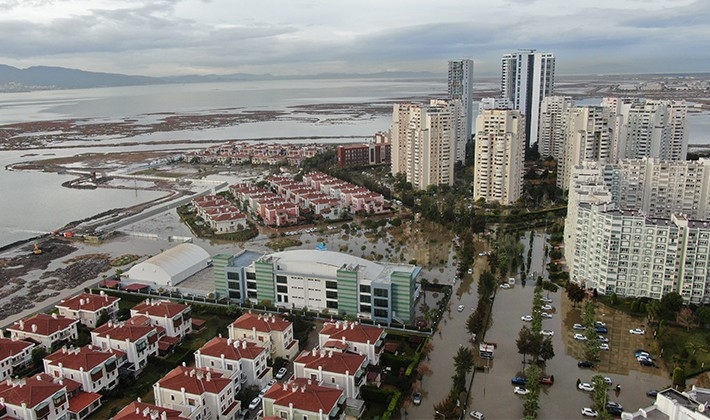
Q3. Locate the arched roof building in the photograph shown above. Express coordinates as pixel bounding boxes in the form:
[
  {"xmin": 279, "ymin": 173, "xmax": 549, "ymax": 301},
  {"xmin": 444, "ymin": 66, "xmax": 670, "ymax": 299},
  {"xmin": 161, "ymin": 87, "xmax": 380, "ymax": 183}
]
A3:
[{"xmin": 125, "ymin": 243, "xmax": 210, "ymax": 288}]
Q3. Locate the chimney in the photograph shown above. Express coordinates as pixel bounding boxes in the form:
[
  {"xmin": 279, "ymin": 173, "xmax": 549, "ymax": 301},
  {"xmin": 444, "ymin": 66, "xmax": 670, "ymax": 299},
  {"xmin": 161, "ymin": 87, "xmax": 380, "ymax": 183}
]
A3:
[
  {"xmin": 31, "ymin": 324, "xmax": 37, "ymax": 333},
  {"xmin": 80, "ymin": 299, "xmax": 85, "ymax": 306},
  {"xmin": 52, "ymin": 313, "xmax": 57, "ymax": 319},
  {"xmin": 312, "ymin": 348, "xmax": 317, "ymax": 357},
  {"xmin": 351, "ymin": 322, "xmax": 355, "ymax": 330},
  {"xmin": 19, "ymin": 320, "xmax": 24, "ymax": 330},
  {"xmin": 242, "ymin": 340, "xmax": 247, "ymax": 349},
  {"xmin": 206, "ymin": 372, "xmax": 211, "ymax": 382}
]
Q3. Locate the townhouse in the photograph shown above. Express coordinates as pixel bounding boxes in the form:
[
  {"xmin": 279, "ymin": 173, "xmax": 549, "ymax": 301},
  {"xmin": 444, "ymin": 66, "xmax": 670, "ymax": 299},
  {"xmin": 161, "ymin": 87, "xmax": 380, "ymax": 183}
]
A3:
[
  {"xmin": 130, "ymin": 299, "xmax": 192, "ymax": 340},
  {"xmin": 8, "ymin": 313, "xmax": 79, "ymax": 351},
  {"xmin": 293, "ymin": 348, "xmax": 367, "ymax": 399},
  {"xmin": 228, "ymin": 313, "xmax": 299, "ymax": 360},
  {"xmin": 0, "ymin": 337, "xmax": 35, "ymax": 381},
  {"xmin": 55, "ymin": 291, "xmax": 119, "ymax": 328},
  {"xmin": 113, "ymin": 400, "xmax": 190, "ymax": 420},
  {"xmin": 262, "ymin": 378, "xmax": 346, "ymax": 420},
  {"xmin": 43, "ymin": 345, "xmax": 125, "ymax": 393},
  {"xmin": 153, "ymin": 365, "xmax": 241, "ymax": 420},
  {"xmin": 0, "ymin": 374, "xmax": 69, "ymax": 420},
  {"xmin": 91, "ymin": 320, "xmax": 161, "ymax": 375},
  {"xmin": 319, "ymin": 321, "xmax": 386, "ymax": 365},
  {"xmin": 194, "ymin": 336, "xmax": 271, "ymax": 390}
]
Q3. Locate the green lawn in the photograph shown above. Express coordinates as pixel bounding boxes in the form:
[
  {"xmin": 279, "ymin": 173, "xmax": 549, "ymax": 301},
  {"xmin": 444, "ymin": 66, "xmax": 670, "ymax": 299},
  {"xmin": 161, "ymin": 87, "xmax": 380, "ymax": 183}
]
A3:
[{"xmin": 659, "ymin": 325, "xmax": 710, "ymax": 377}]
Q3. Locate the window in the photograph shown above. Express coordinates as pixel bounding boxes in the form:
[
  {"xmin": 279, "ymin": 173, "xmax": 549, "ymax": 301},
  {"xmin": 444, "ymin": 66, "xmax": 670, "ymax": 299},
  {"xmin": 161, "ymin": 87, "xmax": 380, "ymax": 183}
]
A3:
[
  {"xmin": 326, "ymin": 281, "xmax": 338, "ymax": 289},
  {"xmin": 277, "ymin": 285, "xmax": 288, "ymax": 293},
  {"xmin": 228, "ymin": 281, "xmax": 240, "ymax": 290},
  {"xmin": 359, "ymin": 285, "xmax": 371, "ymax": 293},
  {"xmin": 374, "ymin": 288, "xmax": 388, "ymax": 297},
  {"xmin": 227, "ymin": 272, "xmax": 240, "ymax": 280},
  {"xmin": 326, "ymin": 291, "xmax": 338, "ymax": 299},
  {"xmin": 276, "ymin": 275, "xmax": 287, "ymax": 284},
  {"xmin": 326, "ymin": 301, "xmax": 338, "ymax": 309},
  {"xmin": 360, "ymin": 295, "xmax": 370, "ymax": 303},
  {"xmin": 246, "ymin": 272, "xmax": 256, "ymax": 280},
  {"xmin": 374, "ymin": 298, "xmax": 388, "ymax": 308}
]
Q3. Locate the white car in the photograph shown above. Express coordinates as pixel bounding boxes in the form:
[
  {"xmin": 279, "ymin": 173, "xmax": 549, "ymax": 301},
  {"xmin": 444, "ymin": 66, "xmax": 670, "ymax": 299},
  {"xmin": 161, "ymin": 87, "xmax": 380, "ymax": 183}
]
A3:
[
  {"xmin": 513, "ymin": 386, "xmax": 529, "ymax": 395},
  {"xmin": 595, "ymin": 321, "xmax": 606, "ymax": 327},
  {"xmin": 542, "ymin": 297, "xmax": 553, "ymax": 303},
  {"xmin": 598, "ymin": 336, "xmax": 609, "ymax": 343},
  {"xmin": 275, "ymin": 367, "xmax": 288, "ymax": 379},
  {"xmin": 574, "ymin": 333, "xmax": 588, "ymax": 341},
  {"xmin": 500, "ymin": 283, "xmax": 511, "ymax": 289},
  {"xmin": 573, "ymin": 323, "xmax": 585, "ymax": 330},
  {"xmin": 578, "ymin": 382, "xmax": 594, "ymax": 392},
  {"xmin": 540, "ymin": 329, "xmax": 554, "ymax": 336},
  {"xmin": 581, "ymin": 407, "xmax": 598, "ymax": 417},
  {"xmin": 467, "ymin": 268, "xmax": 473, "ymax": 274},
  {"xmin": 599, "ymin": 343, "xmax": 610, "ymax": 350},
  {"xmin": 469, "ymin": 411, "xmax": 484, "ymax": 420},
  {"xmin": 629, "ymin": 328, "xmax": 646, "ymax": 335},
  {"xmin": 248, "ymin": 397, "xmax": 262, "ymax": 410},
  {"xmin": 604, "ymin": 377, "xmax": 613, "ymax": 385},
  {"xmin": 457, "ymin": 305, "xmax": 465, "ymax": 312},
  {"xmin": 521, "ymin": 315, "xmax": 533, "ymax": 322},
  {"xmin": 541, "ymin": 312, "xmax": 553, "ymax": 319},
  {"xmin": 541, "ymin": 304, "xmax": 553, "ymax": 311}
]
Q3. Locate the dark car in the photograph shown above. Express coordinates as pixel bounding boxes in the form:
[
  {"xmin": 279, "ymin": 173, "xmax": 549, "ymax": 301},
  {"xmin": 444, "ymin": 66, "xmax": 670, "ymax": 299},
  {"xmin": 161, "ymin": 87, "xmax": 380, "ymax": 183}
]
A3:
[
  {"xmin": 578, "ymin": 360, "xmax": 594, "ymax": 368},
  {"xmin": 647, "ymin": 389, "xmax": 659, "ymax": 397},
  {"xmin": 412, "ymin": 392, "xmax": 422, "ymax": 405},
  {"xmin": 594, "ymin": 326, "xmax": 608, "ymax": 334},
  {"xmin": 640, "ymin": 359, "xmax": 656, "ymax": 367},
  {"xmin": 539, "ymin": 375, "xmax": 554, "ymax": 385},
  {"xmin": 511, "ymin": 376, "xmax": 527, "ymax": 386}
]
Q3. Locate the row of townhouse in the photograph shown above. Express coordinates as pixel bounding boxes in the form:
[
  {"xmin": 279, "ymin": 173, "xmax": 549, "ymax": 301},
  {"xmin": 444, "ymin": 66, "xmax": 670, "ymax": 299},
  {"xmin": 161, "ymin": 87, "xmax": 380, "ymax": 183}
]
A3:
[
  {"xmin": 230, "ymin": 184, "xmax": 300, "ymax": 227},
  {"xmin": 191, "ymin": 194, "xmax": 248, "ymax": 233},
  {"xmin": 301, "ymin": 172, "xmax": 386, "ymax": 214},
  {"xmin": 188, "ymin": 141, "xmax": 327, "ymax": 167},
  {"xmin": 267, "ymin": 176, "xmax": 342, "ymax": 219}
]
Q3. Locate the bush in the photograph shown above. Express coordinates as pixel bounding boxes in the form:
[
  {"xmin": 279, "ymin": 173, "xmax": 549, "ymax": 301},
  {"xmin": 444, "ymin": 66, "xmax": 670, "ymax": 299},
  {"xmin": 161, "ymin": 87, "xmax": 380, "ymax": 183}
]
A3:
[{"xmin": 361, "ymin": 385, "xmax": 394, "ymax": 404}]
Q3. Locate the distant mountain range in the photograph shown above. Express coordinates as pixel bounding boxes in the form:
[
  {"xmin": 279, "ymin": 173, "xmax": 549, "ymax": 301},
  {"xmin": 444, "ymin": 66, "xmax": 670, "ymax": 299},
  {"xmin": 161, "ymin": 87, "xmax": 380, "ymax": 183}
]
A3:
[{"xmin": 0, "ymin": 64, "xmax": 443, "ymax": 91}]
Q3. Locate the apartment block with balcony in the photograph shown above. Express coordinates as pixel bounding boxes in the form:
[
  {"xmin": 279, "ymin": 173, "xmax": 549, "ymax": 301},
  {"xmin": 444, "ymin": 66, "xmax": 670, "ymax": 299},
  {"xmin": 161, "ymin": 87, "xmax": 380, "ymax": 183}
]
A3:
[
  {"xmin": 55, "ymin": 291, "xmax": 119, "ymax": 329},
  {"xmin": 318, "ymin": 321, "xmax": 385, "ymax": 366},
  {"xmin": 0, "ymin": 375, "xmax": 69, "ymax": 420},
  {"xmin": 262, "ymin": 378, "xmax": 346, "ymax": 420},
  {"xmin": 130, "ymin": 299, "xmax": 192, "ymax": 340},
  {"xmin": 0, "ymin": 337, "xmax": 35, "ymax": 381},
  {"xmin": 43, "ymin": 345, "xmax": 124, "ymax": 393},
  {"xmin": 293, "ymin": 348, "xmax": 367, "ymax": 399},
  {"xmin": 228, "ymin": 313, "xmax": 299, "ymax": 361},
  {"xmin": 91, "ymin": 320, "xmax": 160, "ymax": 376}
]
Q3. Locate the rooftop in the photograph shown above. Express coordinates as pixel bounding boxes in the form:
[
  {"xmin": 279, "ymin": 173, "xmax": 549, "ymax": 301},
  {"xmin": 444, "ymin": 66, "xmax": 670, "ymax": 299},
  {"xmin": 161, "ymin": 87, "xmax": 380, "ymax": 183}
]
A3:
[
  {"xmin": 231, "ymin": 313, "xmax": 292, "ymax": 333},
  {"xmin": 45, "ymin": 345, "xmax": 125, "ymax": 371},
  {"xmin": 56, "ymin": 291, "xmax": 119, "ymax": 312},
  {"xmin": 320, "ymin": 321, "xmax": 385, "ymax": 345},
  {"xmin": 157, "ymin": 365, "xmax": 232, "ymax": 395},
  {"xmin": 9, "ymin": 313, "xmax": 78, "ymax": 336},
  {"xmin": 131, "ymin": 299, "xmax": 190, "ymax": 318}
]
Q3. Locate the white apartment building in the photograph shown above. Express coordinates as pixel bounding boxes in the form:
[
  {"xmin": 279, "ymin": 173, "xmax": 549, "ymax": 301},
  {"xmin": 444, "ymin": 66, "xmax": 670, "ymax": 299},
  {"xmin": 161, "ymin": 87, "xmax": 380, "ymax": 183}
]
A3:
[
  {"xmin": 228, "ymin": 313, "xmax": 299, "ymax": 360},
  {"xmin": 602, "ymin": 97, "xmax": 688, "ymax": 161},
  {"xmin": 114, "ymin": 401, "xmax": 190, "ymax": 420},
  {"xmin": 538, "ymin": 96, "xmax": 574, "ymax": 160},
  {"xmin": 390, "ymin": 100, "xmax": 460, "ymax": 190},
  {"xmin": 91, "ymin": 320, "xmax": 160, "ymax": 375},
  {"xmin": 0, "ymin": 337, "xmax": 35, "ymax": 381},
  {"xmin": 43, "ymin": 345, "xmax": 124, "ymax": 393},
  {"xmin": 558, "ymin": 106, "xmax": 614, "ymax": 190},
  {"xmin": 448, "ymin": 58, "xmax": 475, "ymax": 160},
  {"xmin": 473, "ymin": 109, "xmax": 525, "ymax": 205},
  {"xmin": 194, "ymin": 336, "xmax": 271, "ymax": 390},
  {"xmin": 318, "ymin": 321, "xmax": 385, "ymax": 365},
  {"xmin": 130, "ymin": 299, "xmax": 192, "ymax": 340},
  {"xmin": 566, "ymin": 159, "xmax": 710, "ymax": 303},
  {"xmin": 153, "ymin": 365, "xmax": 241, "ymax": 420},
  {"xmin": 500, "ymin": 50, "xmax": 555, "ymax": 149},
  {"xmin": 262, "ymin": 378, "xmax": 346, "ymax": 420},
  {"xmin": 293, "ymin": 348, "xmax": 367, "ymax": 399},
  {"xmin": 55, "ymin": 291, "xmax": 119, "ymax": 328}
]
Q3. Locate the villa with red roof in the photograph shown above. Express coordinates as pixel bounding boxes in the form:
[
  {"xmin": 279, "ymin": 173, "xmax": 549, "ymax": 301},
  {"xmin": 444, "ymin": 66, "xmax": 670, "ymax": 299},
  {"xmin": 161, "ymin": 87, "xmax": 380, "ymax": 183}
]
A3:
[
  {"xmin": 55, "ymin": 291, "xmax": 120, "ymax": 328},
  {"xmin": 7, "ymin": 313, "xmax": 79, "ymax": 351},
  {"xmin": 0, "ymin": 374, "xmax": 69, "ymax": 420},
  {"xmin": 43, "ymin": 345, "xmax": 125, "ymax": 393},
  {"xmin": 25, "ymin": 373, "xmax": 103, "ymax": 420},
  {"xmin": 91, "ymin": 320, "xmax": 160, "ymax": 375},
  {"xmin": 228, "ymin": 313, "xmax": 299, "ymax": 360},
  {"xmin": 318, "ymin": 321, "xmax": 386, "ymax": 365},
  {"xmin": 113, "ymin": 400, "xmax": 190, "ymax": 420},
  {"xmin": 0, "ymin": 337, "xmax": 35, "ymax": 381},
  {"xmin": 130, "ymin": 299, "xmax": 192, "ymax": 340},
  {"xmin": 293, "ymin": 348, "xmax": 367, "ymax": 399},
  {"xmin": 262, "ymin": 378, "xmax": 346, "ymax": 420},
  {"xmin": 194, "ymin": 336, "xmax": 271, "ymax": 391},
  {"xmin": 153, "ymin": 365, "xmax": 241, "ymax": 420}
]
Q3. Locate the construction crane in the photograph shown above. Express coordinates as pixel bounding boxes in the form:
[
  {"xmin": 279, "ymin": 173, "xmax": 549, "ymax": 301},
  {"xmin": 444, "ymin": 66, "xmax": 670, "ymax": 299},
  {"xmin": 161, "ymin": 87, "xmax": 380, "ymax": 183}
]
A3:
[{"xmin": 33, "ymin": 244, "xmax": 42, "ymax": 255}]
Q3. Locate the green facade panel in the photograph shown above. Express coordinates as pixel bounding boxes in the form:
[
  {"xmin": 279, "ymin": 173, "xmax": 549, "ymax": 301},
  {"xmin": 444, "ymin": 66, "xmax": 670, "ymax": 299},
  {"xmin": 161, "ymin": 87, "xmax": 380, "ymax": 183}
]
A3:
[
  {"xmin": 390, "ymin": 270, "xmax": 414, "ymax": 323},
  {"xmin": 336, "ymin": 268, "xmax": 358, "ymax": 316},
  {"xmin": 255, "ymin": 260, "xmax": 276, "ymax": 304},
  {"xmin": 212, "ymin": 254, "xmax": 233, "ymax": 298}
]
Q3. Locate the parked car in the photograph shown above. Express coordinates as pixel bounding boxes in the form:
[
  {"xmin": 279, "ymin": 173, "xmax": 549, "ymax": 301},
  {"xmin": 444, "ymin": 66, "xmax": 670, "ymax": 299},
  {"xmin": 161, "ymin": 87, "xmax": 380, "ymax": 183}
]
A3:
[
  {"xmin": 595, "ymin": 321, "xmax": 606, "ymax": 328},
  {"xmin": 581, "ymin": 407, "xmax": 598, "ymax": 417},
  {"xmin": 521, "ymin": 315, "xmax": 533, "ymax": 322},
  {"xmin": 541, "ymin": 304, "xmax": 553, "ymax": 311},
  {"xmin": 500, "ymin": 283, "xmax": 511, "ymax": 289},
  {"xmin": 598, "ymin": 336, "xmax": 609, "ymax": 343},
  {"xmin": 578, "ymin": 382, "xmax": 594, "ymax": 392},
  {"xmin": 578, "ymin": 360, "xmax": 594, "ymax": 368},
  {"xmin": 542, "ymin": 297, "xmax": 553, "ymax": 303},
  {"xmin": 573, "ymin": 323, "xmax": 585, "ymax": 330},
  {"xmin": 594, "ymin": 326, "xmax": 608, "ymax": 334},
  {"xmin": 606, "ymin": 402, "xmax": 623, "ymax": 416},
  {"xmin": 248, "ymin": 397, "xmax": 262, "ymax": 410},
  {"xmin": 540, "ymin": 329, "xmax": 554, "ymax": 336},
  {"xmin": 539, "ymin": 375, "xmax": 555, "ymax": 385},
  {"xmin": 574, "ymin": 333, "xmax": 588, "ymax": 341},
  {"xmin": 629, "ymin": 328, "xmax": 646, "ymax": 335},
  {"xmin": 469, "ymin": 411, "xmax": 485, "ymax": 420},
  {"xmin": 647, "ymin": 389, "xmax": 659, "ymax": 397},
  {"xmin": 467, "ymin": 268, "xmax": 473, "ymax": 274},
  {"xmin": 635, "ymin": 350, "xmax": 652, "ymax": 359},
  {"xmin": 640, "ymin": 358, "xmax": 656, "ymax": 367},
  {"xmin": 412, "ymin": 392, "xmax": 422, "ymax": 405},
  {"xmin": 513, "ymin": 386, "xmax": 529, "ymax": 395},
  {"xmin": 541, "ymin": 312, "xmax": 553, "ymax": 319},
  {"xmin": 267, "ymin": 379, "xmax": 277, "ymax": 387},
  {"xmin": 275, "ymin": 367, "xmax": 288, "ymax": 379},
  {"xmin": 457, "ymin": 305, "xmax": 465, "ymax": 312},
  {"xmin": 258, "ymin": 386, "xmax": 269, "ymax": 397},
  {"xmin": 511, "ymin": 376, "xmax": 527, "ymax": 386},
  {"xmin": 604, "ymin": 377, "xmax": 613, "ymax": 385},
  {"xmin": 599, "ymin": 343, "xmax": 610, "ymax": 350}
]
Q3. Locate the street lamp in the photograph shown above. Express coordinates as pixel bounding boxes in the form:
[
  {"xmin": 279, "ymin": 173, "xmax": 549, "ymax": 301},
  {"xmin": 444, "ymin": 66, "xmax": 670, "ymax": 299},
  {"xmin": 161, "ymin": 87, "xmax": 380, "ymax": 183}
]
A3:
[{"xmin": 434, "ymin": 411, "xmax": 446, "ymax": 419}]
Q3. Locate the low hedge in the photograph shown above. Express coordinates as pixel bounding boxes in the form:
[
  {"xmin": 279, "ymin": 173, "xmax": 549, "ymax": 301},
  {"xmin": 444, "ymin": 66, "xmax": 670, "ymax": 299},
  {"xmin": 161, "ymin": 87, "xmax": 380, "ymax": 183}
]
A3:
[
  {"xmin": 381, "ymin": 391, "xmax": 402, "ymax": 420},
  {"xmin": 361, "ymin": 385, "xmax": 394, "ymax": 404}
]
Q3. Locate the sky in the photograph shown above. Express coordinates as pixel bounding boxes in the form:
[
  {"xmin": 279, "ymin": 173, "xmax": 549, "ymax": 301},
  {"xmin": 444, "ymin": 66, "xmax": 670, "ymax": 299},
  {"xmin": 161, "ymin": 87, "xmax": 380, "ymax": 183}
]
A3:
[{"xmin": 0, "ymin": 0, "xmax": 708, "ymax": 77}]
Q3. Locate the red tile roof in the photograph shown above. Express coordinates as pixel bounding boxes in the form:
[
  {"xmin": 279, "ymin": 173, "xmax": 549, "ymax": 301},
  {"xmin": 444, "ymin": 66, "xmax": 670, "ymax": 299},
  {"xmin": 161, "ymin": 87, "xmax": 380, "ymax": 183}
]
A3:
[
  {"xmin": 9, "ymin": 313, "xmax": 78, "ymax": 336},
  {"xmin": 197, "ymin": 337, "xmax": 267, "ymax": 361},
  {"xmin": 264, "ymin": 378, "xmax": 343, "ymax": 414},
  {"xmin": 131, "ymin": 299, "xmax": 189, "ymax": 318},
  {"xmin": 0, "ymin": 338, "xmax": 34, "ymax": 361},
  {"xmin": 114, "ymin": 401, "xmax": 189, "ymax": 420},
  {"xmin": 157, "ymin": 366, "xmax": 232, "ymax": 395},
  {"xmin": 67, "ymin": 391, "xmax": 101, "ymax": 413},
  {"xmin": 0, "ymin": 375, "xmax": 65, "ymax": 408},
  {"xmin": 322, "ymin": 340, "xmax": 349, "ymax": 351},
  {"xmin": 320, "ymin": 321, "xmax": 384, "ymax": 345},
  {"xmin": 295, "ymin": 349, "xmax": 366, "ymax": 375},
  {"xmin": 231, "ymin": 313, "xmax": 292, "ymax": 333},
  {"xmin": 45, "ymin": 345, "xmax": 125, "ymax": 371},
  {"xmin": 56, "ymin": 292, "xmax": 119, "ymax": 312},
  {"xmin": 92, "ymin": 321, "xmax": 158, "ymax": 343},
  {"xmin": 123, "ymin": 283, "xmax": 151, "ymax": 292}
]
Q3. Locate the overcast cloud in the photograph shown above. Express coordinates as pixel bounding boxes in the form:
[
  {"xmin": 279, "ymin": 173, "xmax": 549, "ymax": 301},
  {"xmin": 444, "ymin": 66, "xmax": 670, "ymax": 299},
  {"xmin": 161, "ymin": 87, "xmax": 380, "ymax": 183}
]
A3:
[{"xmin": 0, "ymin": 0, "xmax": 706, "ymax": 76}]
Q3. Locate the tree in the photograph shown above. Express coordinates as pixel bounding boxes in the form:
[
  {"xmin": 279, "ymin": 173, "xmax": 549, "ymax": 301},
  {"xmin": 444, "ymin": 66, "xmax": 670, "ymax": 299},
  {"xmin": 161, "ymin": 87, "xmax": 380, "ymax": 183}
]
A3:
[
  {"xmin": 696, "ymin": 306, "xmax": 710, "ymax": 328},
  {"xmin": 539, "ymin": 337, "xmax": 555, "ymax": 363},
  {"xmin": 660, "ymin": 292, "xmax": 684, "ymax": 319},
  {"xmin": 673, "ymin": 366, "xmax": 686, "ymax": 390},
  {"xmin": 541, "ymin": 281, "xmax": 558, "ymax": 298},
  {"xmin": 566, "ymin": 283, "xmax": 585, "ymax": 307},
  {"xmin": 591, "ymin": 375, "xmax": 612, "ymax": 420},
  {"xmin": 516, "ymin": 326, "xmax": 538, "ymax": 365},
  {"xmin": 676, "ymin": 307, "xmax": 697, "ymax": 331},
  {"xmin": 646, "ymin": 299, "xmax": 661, "ymax": 322},
  {"xmin": 523, "ymin": 364, "xmax": 542, "ymax": 418},
  {"xmin": 454, "ymin": 346, "xmax": 474, "ymax": 374}
]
